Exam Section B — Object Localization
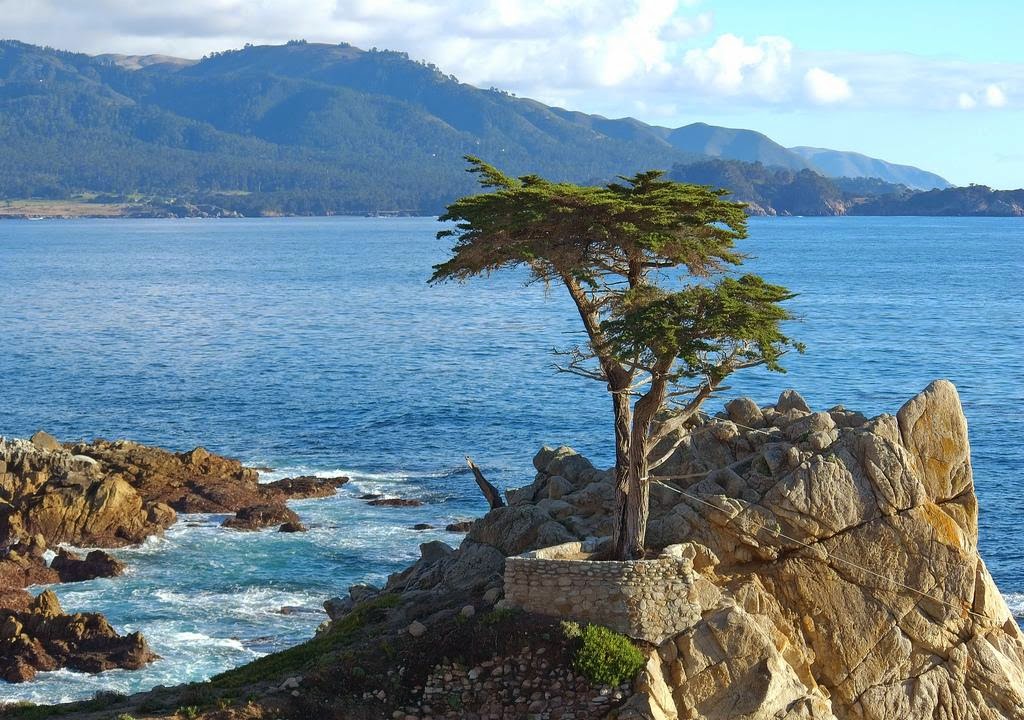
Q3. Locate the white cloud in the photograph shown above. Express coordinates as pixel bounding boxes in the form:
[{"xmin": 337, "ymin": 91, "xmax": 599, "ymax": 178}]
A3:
[
  {"xmin": 682, "ymin": 34, "xmax": 793, "ymax": 99},
  {"xmin": 957, "ymin": 92, "xmax": 977, "ymax": 109},
  {"xmin": 803, "ymin": 67, "xmax": 852, "ymax": 104},
  {"xmin": 985, "ymin": 84, "xmax": 1008, "ymax": 107},
  {"xmin": 1, "ymin": 0, "xmax": 1022, "ymax": 118}
]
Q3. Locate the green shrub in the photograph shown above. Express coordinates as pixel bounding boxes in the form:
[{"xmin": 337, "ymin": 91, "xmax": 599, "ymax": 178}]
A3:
[
  {"xmin": 560, "ymin": 620, "xmax": 582, "ymax": 639},
  {"xmin": 572, "ymin": 625, "xmax": 645, "ymax": 686},
  {"xmin": 176, "ymin": 707, "xmax": 200, "ymax": 720},
  {"xmin": 480, "ymin": 607, "xmax": 519, "ymax": 626}
]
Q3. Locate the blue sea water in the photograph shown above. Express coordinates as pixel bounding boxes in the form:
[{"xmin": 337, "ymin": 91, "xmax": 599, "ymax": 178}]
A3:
[{"xmin": 0, "ymin": 215, "xmax": 1021, "ymax": 703}]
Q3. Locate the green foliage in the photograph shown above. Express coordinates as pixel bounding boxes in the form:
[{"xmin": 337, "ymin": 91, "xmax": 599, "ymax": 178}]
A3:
[
  {"xmin": 435, "ymin": 158, "xmax": 802, "ymax": 558},
  {"xmin": 602, "ymin": 274, "xmax": 803, "ymax": 376},
  {"xmin": 175, "ymin": 707, "xmax": 200, "ymax": 720},
  {"xmin": 432, "ymin": 157, "xmax": 747, "ymax": 285},
  {"xmin": 0, "ymin": 693, "xmax": 128, "ymax": 720},
  {"xmin": 572, "ymin": 625, "xmax": 646, "ymax": 687},
  {"xmin": 560, "ymin": 620, "xmax": 583, "ymax": 639},
  {"xmin": 210, "ymin": 593, "xmax": 399, "ymax": 689},
  {"xmin": 434, "ymin": 157, "xmax": 801, "ymax": 398},
  {"xmin": 480, "ymin": 606, "xmax": 520, "ymax": 626}
]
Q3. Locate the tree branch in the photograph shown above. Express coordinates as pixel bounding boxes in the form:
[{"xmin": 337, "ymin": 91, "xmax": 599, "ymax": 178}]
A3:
[{"xmin": 466, "ymin": 456, "xmax": 505, "ymax": 510}]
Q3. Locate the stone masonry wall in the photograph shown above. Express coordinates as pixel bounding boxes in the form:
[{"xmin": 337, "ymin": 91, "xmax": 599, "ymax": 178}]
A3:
[{"xmin": 503, "ymin": 541, "xmax": 701, "ymax": 644}]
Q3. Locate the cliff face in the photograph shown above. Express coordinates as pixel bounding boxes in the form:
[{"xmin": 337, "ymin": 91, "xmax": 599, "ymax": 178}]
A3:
[
  {"xmin": 618, "ymin": 379, "xmax": 1024, "ymax": 719},
  {"xmin": 387, "ymin": 380, "xmax": 1024, "ymax": 719}
]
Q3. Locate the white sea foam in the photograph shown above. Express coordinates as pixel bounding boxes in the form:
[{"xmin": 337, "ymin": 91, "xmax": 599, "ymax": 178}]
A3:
[{"xmin": 1005, "ymin": 593, "xmax": 1024, "ymax": 617}]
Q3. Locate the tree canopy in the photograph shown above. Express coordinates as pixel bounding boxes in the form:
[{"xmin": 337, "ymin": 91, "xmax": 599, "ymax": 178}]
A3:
[{"xmin": 434, "ymin": 157, "xmax": 802, "ymax": 559}]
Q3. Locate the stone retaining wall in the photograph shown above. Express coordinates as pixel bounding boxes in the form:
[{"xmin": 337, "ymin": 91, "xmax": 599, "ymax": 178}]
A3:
[{"xmin": 503, "ymin": 541, "xmax": 701, "ymax": 644}]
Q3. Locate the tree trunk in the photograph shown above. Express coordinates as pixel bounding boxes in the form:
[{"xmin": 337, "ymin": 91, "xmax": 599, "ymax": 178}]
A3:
[
  {"xmin": 557, "ymin": 273, "xmax": 636, "ymax": 558},
  {"xmin": 618, "ymin": 372, "xmax": 670, "ymax": 560},
  {"xmin": 609, "ymin": 377, "xmax": 632, "ymax": 559}
]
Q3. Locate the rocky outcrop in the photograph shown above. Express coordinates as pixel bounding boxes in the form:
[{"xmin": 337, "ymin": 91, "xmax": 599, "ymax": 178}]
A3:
[
  {"xmin": 1, "ymin": 436, "xmax": 175, "ymax": 547},
  {"xmin": 0, "ymin": 536, "xmax": 57, "ymax": 612},
  {"xmin": 1, "ymin": 434, "xmax": 341, "ymax": 548},
  {"xmin": 68, "ymin": 440, "xmax": 339, "ymax": 514},
  {"xmin": 50, "ymin": 548, "xmax": 125, "ymax": 583},
  {"xmin": 0, "ymin": 536, "xmax": 125, "ymax": 613},
  {"xmin": 362, "ymin": 380, "xmax": 1023, "ymax": 720},
  {"xmin": 264, "ymin": 475, "xmax": 348, "ymax": 499},
  {"xmin": 223, "ymin": 503, "xmax": 303, "ymax": 531},
  {"xmin": 0, "ymin": 589, "xmax": 156, "ymax": 683}
]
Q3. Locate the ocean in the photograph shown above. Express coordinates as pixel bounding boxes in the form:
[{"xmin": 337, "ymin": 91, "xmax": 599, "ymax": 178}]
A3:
[{"xmin": 0, "ymin": 215, "xmax": 1021, "ymax": 703}]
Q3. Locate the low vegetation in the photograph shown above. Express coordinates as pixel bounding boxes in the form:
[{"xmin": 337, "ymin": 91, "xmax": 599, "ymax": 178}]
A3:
[
  {"xmin": 210, "ymin": 593, "xmax": 400, "ymax": 689},
  {"xmin": 567, "ymin": 623, "xmax": 646, "ymax": 687}
]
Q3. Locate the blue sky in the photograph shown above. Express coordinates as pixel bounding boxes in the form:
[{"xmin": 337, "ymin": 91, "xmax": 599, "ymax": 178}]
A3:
[{"xmin": 3, "ymin": 0, "xmax": 1022, "ymax": 187}]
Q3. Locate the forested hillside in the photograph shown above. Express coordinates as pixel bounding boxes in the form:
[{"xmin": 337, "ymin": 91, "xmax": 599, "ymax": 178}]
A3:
[{"xmin": 0, "ymin": 39, "xmax": 980, "ymax": 217}]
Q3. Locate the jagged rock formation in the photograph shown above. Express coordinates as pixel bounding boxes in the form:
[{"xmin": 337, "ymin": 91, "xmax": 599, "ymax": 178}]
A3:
[
  {"xmin": 0, "ymin": 436, "xmax": 344, "ymax": 548},
  {"xmin": 373, "ymin": 380, "xmax": 1024, "ymax": 719},
  {"xmin": 0, "ymin": 434, "xmax": 341, "ymax": 686},
  {"xmin": 0, "ymin": 589, "xmax": 156, "ymax": 683},
  {"xmin": 223, "ymin": 503, "xmax": 304, "ymax": 531},
  {"xmin": 1, "ymin": 437, "xmax": 177, "ymax": 547}
]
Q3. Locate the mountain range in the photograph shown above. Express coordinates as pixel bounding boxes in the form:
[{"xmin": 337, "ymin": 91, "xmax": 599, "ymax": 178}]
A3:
[{"xmin": 2, "ymin": 39, "xmax": 1016, "ymax": 217}]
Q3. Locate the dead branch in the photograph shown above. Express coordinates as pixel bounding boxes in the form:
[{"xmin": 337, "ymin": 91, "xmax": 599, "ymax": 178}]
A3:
[{"xmin": 466, "ymin": 456, "xmax": 505, "ymax": 510}]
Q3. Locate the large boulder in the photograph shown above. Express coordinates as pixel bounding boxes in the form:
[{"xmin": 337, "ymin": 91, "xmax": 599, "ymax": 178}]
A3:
[
  {"xmin": 50, "ymin": 549, "xmax": 126, "ymax": 583},
  {"xmin": 467, "ymin": 504, "xmax": 576, "ymax": 557}
]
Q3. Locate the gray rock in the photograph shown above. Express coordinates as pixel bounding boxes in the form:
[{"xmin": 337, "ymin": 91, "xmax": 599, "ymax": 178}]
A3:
[
  {"xmin": 419, "ymin": 540, "xmax": 455, "ymax": 564},
  {"xmin": 546, "ymin": 475, "xmax": 574, "ymax": 500},
  {"xmin": 467, "ymin": 504, "xmax": 575, "ymax": 556},
  {"xmin": 29, "ymin": 430, "xmax": 60, "ymax": 451},
  {"xmin": 725, "ymin": 397, "xmax": 765, "ymax": 429},
  {"xmin": 348, "ymin": 584, "xmax": 379, "ymax": 603},
  {"xmin": 323, "ymin": 596, "xmax": 353, "ymax": 620},
  {"xmin": 776, "ymin": 389, "xmax": 811, "ymax": 414},
  {"xmin": 784, "ymin": 411, "xmax": 837, "ymax": 442}
]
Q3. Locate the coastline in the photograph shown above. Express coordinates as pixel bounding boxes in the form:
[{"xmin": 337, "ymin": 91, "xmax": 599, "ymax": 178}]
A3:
[
  {"xmin": 4, "ymin": 383, "xmax": 1024, "ymax": 719},
  {"xmin": 3, "ymin": 201, "xmax": 1024, "ymax": 220}
]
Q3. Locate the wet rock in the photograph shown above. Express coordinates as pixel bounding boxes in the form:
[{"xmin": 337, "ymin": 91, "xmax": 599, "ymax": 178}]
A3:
[
  {"xmin": 50, "ymin": 548, "xmax": 126, "ymax": 583},
  {"xmin": 263, "ymin": 475, "xmax": 348, "ymax": 499},
  {"xmin": 0, "ymin": 589, "xmax": 157, "ymax": 683},
  {"xmin": 367, "ymin": 497, "xmax": 423, "ymax": 507},
  {"xmin": 278, "ymin": 521, "xmax": 308, "ymax": 533},
  {"xmin": 445, "ymin": 520, "xmax": 474, "ymax": 533},
  {"xmin": 223, "ymin": 503, "xmax": 301, "ymax": 531}
]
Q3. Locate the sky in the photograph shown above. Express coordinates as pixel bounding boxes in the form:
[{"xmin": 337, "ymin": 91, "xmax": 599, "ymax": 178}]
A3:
[{"xmin": 2, "ymin": 0, "xmax": 1023, "ymax": 188}]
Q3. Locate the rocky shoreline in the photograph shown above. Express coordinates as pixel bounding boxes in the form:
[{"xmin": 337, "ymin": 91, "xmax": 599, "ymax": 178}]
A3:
[
  {"xmin": 0, "ymin": 434, "xmax": 348, "ymax": 684},
  {"xmin": 3, "ymin": 381, "xmax": 1024, "ymax": 719}
]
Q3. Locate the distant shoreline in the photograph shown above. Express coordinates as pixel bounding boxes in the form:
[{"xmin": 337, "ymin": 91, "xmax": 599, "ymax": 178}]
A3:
[{"xmin": 2, "ymin": 201, "xmax": 1023, "ymax": 220}]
